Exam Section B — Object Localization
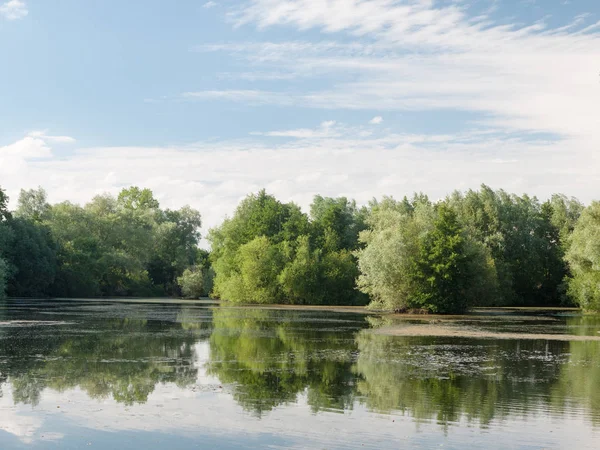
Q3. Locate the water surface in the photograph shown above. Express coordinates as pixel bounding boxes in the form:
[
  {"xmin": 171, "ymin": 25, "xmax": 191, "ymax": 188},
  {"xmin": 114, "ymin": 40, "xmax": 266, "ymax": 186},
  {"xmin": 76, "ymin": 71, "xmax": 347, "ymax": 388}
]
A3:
[{"xmin": 1, "ymin": 299, "xmax": 599, "ymax": 449}]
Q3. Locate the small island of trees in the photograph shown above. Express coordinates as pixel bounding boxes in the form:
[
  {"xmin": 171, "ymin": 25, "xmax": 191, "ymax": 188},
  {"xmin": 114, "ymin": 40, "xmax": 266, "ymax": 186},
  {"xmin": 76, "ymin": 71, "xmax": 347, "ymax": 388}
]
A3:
[{"xmin": 1, "ymin": 184, "xmax": 599, "ymax": 314}]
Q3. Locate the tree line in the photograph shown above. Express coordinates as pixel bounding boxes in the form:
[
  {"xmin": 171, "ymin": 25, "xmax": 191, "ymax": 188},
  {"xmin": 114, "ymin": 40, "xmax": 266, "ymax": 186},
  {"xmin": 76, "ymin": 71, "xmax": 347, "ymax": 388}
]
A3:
[
  {"xmin": 0, "ymin": 185, "xmax": 209, "ymax": 299},
  {"xmin": 1, "ymin": 184, "xmax": 600, "ymax": 312}
]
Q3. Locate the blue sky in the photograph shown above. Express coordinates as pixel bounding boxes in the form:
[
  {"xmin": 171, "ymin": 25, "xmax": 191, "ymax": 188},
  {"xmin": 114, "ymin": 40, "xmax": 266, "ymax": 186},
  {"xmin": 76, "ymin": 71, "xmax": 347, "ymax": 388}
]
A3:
[{"xmin": 1, "ymin": 0, "xmax": 599, "ymax": 234}]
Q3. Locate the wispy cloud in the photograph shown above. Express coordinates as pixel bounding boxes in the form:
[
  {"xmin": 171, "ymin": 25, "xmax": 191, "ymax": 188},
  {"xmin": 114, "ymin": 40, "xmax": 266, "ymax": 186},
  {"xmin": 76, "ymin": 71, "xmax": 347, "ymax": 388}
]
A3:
[
  {"xmin": 0, "ymin": 0, "xmax": 27, "ymax": 20},
  {"xmin": 250, "ymin": 120, "xmax": 339, "ymax": 138},
  {"xmin": 202, "ymin": 1, "xmax": 217, "ymax": 9},
  {"xmin": 2, "ymin": 124, "xmax": 598, "ymax": 242},
  {"xmin": 369, "ymin": 116, "xmax": 383, "ymax": 125},
  {"xmin": 190, "ymin": 1, "xmax": 600, "ymax": 150},
  {"xmin": 182, "ymin": 89, "xmax": 296, "ymax": 105},
  {"xmin": 28, "ymin": 130, "xmax": 76, "ymax": 144}
]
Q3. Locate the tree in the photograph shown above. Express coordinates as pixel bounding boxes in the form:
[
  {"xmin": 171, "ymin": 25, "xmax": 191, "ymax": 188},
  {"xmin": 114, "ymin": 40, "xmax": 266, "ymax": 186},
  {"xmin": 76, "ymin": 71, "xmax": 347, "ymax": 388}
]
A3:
[
  {"xmin": 565, "ymin": 202, "xmax": 600, "ymax": 311},
  {"xmin": 547, "ymin": 194, "xmax": 584, "ymax": 248},
  {"xmin": 210, "ymin": 191, "xmax": 309, "ymax": 302},
  {"xmin": 148, "ymin": 206, "xmax": 202, "ymax": 294},
  {"xmin": 210, "ymin": 191, "xmax": 369, "ymax": 305},
  {"xmin": 177, "ymin": 267, "xmax": 205, "ymax": 299},
  {"xmin": 310, "ymin": 196, "xmax": 367, "ymax": 251},
  {"xmin": 446, "ymin": 185, "xmax": 575, "ymax": 306},
  {"xmin": 278, "ymin": 235, "xmax": 323, "ymax": 304},
  {"xmin": 1, "ymin": 218, "xmax": 56, "ymax": 297},
  {"xmin": 15, "ymin": 187, "xmax": 51, "ymax": 222},
  {"xmin": 46, "ymin": 201, "xmax": 104, "ymax": 297},
  {"xmin": 356, "ymin": 198, "xmax": 434, "ymax": 311},
  {"xmin": 216, "ymin": 236, "xmax": 283, "ymax": 304},
  {"xmin": 0, "ymin": 257, "xmax": 8, "ymax": 299},
  {"xmin": 411, "ymin": 205, "xmax": 495, "ymax": 313},
  {"xmin": 356, "ymin": 199, "xmax": 497, "ymax": 313},
  {"xmin": 0, "ymin": 186, "xmax": 10, "ymax": 222},
  {"xmin": 117, "ymin": 186, "xmax": 160, "ymax": 211}
]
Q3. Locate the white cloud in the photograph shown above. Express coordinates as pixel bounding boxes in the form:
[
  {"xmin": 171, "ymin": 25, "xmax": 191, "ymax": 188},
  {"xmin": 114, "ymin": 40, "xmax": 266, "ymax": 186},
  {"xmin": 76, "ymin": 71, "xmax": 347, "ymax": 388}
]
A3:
[
  {"xmin": 28, "ymin": 131, "xmax": 76, "ymax": 144},
  {"xmin": 250, "ymin": 120, "xmax": 338, "ymax": 138},
  {"xmin": 190, "ymin": 1, "xmax": 600, "ymax": 154},
  {"xmin": 1, "ymin": 136, "xmax": 52, "ymax": 159},
  {"xmin": 3, "ymin": 3, "xmax": 600, "ymax": 248},
  {"xmin": 1, "ymin": 125, "xmax": 598, "ymax": 248},
  {"xmin": 202, "ymin": 1, "xmax": 216, "ymax": 8},
  {"xmin": 0, "ymin": 0, "xmax": 27, "ymax": 20}
]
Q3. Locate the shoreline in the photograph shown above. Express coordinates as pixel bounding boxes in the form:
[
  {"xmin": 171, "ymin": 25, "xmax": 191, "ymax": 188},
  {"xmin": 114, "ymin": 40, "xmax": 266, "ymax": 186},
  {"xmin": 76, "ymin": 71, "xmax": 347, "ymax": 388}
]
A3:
[{"xmin": 4, "ymin": 297, "xmax": 584, "ymax": 317}]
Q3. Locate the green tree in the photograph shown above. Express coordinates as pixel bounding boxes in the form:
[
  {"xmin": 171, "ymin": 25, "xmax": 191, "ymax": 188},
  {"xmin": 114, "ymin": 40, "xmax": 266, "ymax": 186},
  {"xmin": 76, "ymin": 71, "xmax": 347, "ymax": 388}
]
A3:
[
  {"xmin": 0, "ymin": 257, "xmax": 8, "ymax": 299},
  {"xmin": 411, "ymin": 205, "xmax": 495, "ymax": 313},
  {"xmin": 210, "ymin": 191, "xmax": 309, "ymax": 303},
  {"xmin": 278, "ymin": 235, "xmax": 323, "ymax": 304},
  {"xmin": 310, "ymin": 195, "xmax": 367, "ymax": 251},
  {"xmin": 47, "ymin": 201, "xmax": 104, "ymax": 297},
  {"xmin": 1, "ymin": 218, "xmax": 56, "ymax": 297},
  {"xmin": 148, "ymin": 206, "xmax": 202, "ymax": 294},
  {"xmin": 117, "ymin": 186, "xmax": 160, "ymax": 211},
  {"xmin": 217, "ymin": 236, "xmax": 284, "ymax": 304},
  {"xmin": 355, "ymin": 198, "xmax": 434, "ymax": 311},
  {"xmin": 0, "ymin": 186, "xmax": 11, "ymax": 222},
  {"xmin": 356, "ymin": 198, "xmax": 496, "ymax": 313},
  {"xmin": 446, "ymin": 185, "xmax": 575, "ymax": 306},
  {"xmin": 547, "ymin": 194, "xmax": 584, "ymax": 249},
  {"xmin": 44, "ymin": 187, "xmax": 202, "ymax": 298},
  {"xmin": 177, "ymin": 267, "xmax": 205, "ymax": 298},
  {"xmin": 565, "ymin": 202, "xmax": 600, "ymax": 311},
  {"xmin": 15, "ymin": 187, "xmax": 51, "ymax": 222}
]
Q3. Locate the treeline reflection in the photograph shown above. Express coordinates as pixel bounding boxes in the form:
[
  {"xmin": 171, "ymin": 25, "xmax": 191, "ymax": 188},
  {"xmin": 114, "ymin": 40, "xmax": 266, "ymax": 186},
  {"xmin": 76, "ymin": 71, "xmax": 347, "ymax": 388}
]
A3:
[{"xmin": 1, "ymin": 308, "xmax": 599, "ymax": 427}]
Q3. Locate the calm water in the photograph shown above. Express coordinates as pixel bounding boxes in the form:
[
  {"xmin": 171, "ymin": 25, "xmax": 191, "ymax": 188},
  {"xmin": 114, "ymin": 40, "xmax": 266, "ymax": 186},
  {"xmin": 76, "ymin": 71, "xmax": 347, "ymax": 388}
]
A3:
[{"xmin": 1, "ymin": 299, "xmax": 600, "ymax": 449}]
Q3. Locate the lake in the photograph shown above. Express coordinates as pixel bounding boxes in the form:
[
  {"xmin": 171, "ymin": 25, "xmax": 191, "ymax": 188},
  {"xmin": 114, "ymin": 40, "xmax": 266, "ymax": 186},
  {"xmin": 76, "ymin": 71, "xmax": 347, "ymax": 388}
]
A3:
[{"xmin": 1, "ymin": 299, "xmax": 599, "ymax": 449}]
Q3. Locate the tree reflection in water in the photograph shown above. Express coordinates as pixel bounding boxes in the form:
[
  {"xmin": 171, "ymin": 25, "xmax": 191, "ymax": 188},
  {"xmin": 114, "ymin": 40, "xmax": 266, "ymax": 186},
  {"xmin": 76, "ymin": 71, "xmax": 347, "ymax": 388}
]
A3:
[{"xmin": 1, "ymin": 305, "xmax": 600, "ymax": 430}]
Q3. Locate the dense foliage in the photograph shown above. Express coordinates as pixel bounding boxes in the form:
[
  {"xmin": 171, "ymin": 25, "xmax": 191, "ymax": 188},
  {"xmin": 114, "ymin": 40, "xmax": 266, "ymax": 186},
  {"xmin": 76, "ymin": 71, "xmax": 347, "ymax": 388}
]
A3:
[
  {"xmin": 1, "ymin": 183, "xmax": 599, "ymax": 312},
  {"xmin": 0, "ymin": 185, "xmax": 203, "ymax": 298},
  {"xmin": 356, "ymin": 196, "xmax": 497, "ymax": 313},
  {"xmin": 565, "ymin": 202, "xmax": 600, "ymax": 311},
  {"xmin": 208, "ymin": 190, "xmax": 367, "ymax": 305},
  {"xmin": 445, "ymin": 187, "xmax": 583, "ymax": 306}
]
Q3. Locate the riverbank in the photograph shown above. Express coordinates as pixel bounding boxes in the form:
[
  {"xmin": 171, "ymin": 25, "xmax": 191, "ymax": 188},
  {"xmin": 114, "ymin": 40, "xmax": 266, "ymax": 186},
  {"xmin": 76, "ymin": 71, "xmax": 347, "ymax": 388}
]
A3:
[{"xmin": 6, "ymin": 297, "xmax": 584, "ymax": 316}]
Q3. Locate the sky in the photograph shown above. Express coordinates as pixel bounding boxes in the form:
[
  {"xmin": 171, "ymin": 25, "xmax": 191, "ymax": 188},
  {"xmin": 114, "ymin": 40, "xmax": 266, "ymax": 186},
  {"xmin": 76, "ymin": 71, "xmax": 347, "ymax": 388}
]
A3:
[{"xmin": 0, "ymin": 0, "xmax": 599, "ymax": 239}]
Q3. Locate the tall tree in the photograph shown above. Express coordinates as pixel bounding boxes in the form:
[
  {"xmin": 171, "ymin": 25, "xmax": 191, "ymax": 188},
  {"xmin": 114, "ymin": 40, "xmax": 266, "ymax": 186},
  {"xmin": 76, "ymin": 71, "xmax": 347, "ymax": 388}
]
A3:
[
  {"xmin": 356, "ymin": 198, "xmax": 496, "ymax": 313},
  {"xmin": 0, "ymin": 186, "xmax": 10, "ymax": 222},
  {"xmin": 1, "ymin": 218, "xmax": 56, "ymax": 297},
  {"xmin": 0, "ymin": 257, "xmax": 8, "ymax": 299},
  {"xmin": 15, "ymin": 187, "xmax": 51, "ymax": 222},
  {"xmin": 117, "ymin": 186, "xmax": 160, "ymax": 211},
  {"xmin": 446, "ymin": 185, "xmax": 575, "ymax": 306},
  {"xmin": 411, "ymin": 205, "xmax": 494, "ymax": 313},
  {"xmin": 310, "ymin": 195, "xmax": 367, "ymax": 251},
  {"xmin": 565, "ymin": 202, "xmax": 600, "ymax": 311},
  {"xmin": 209, "ymin": 191, "xmax": 309, "ymax": 302}
]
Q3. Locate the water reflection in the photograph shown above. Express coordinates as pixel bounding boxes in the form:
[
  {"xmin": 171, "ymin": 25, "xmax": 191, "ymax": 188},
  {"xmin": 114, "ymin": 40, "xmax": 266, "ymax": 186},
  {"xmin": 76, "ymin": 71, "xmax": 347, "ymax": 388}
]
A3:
[
  {"xmin": 1, "ymin": 312, "xmax": 204, "ymax": 406},
  {"xmin": 1, "ymin": 301, "xmax": 600, "ymax": 434},
  {"xmin": 352, "ymin": 331, "xmax": 570, "ymax": 427},
  {"xmin": 551, "ymin": 316, "xmax": 600, "ymax": 425},
  {"xmin": 206, "ymin": 308, "xmax": 359, "ymax": 415}
]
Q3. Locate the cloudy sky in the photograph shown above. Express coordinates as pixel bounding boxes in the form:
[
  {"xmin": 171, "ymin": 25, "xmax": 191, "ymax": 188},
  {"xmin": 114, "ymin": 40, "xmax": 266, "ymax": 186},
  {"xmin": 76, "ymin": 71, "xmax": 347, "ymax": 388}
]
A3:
[{"xmin": 1, "ymin": 0, "xmax": 599, "ymax": 237}]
